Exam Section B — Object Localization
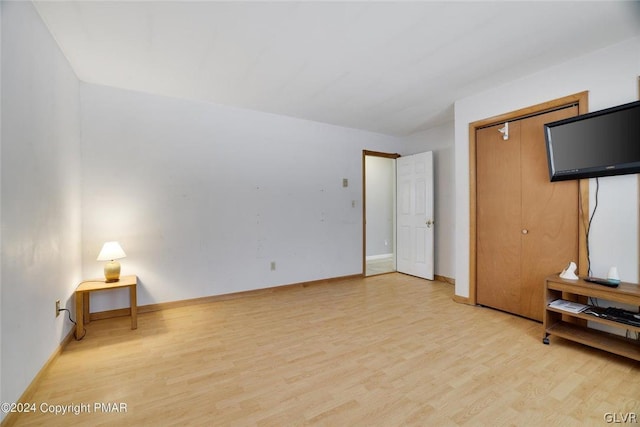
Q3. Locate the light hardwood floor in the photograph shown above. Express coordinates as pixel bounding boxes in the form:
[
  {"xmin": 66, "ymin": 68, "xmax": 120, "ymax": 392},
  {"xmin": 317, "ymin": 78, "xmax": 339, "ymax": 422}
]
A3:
[{"xmin": 10, "ymin": 273, "xmax": 640, "ymax": 426}]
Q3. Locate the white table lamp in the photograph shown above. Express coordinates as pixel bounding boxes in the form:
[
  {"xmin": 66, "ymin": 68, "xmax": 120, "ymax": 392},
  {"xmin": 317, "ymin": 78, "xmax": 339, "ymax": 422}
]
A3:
[{"xmin": 97, "ymin": 241, "xmax": 127, "ymax": 282}]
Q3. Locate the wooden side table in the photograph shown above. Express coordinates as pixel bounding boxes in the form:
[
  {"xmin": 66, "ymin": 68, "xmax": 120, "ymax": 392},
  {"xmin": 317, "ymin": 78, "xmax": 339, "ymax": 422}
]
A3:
[{"xmin": 75, "ymin": 275, "xmax": 138, "ymax": 339}]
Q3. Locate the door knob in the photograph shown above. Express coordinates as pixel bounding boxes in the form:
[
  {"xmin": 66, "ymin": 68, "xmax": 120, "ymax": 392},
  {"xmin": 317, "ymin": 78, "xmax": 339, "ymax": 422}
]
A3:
[
  {"xmin": 522, "ymin": 229, "xmax": 528, "ymax": 235},
  {"xmin": 426, "ymin": 219, "xmax": 435, "ymax": 228}
]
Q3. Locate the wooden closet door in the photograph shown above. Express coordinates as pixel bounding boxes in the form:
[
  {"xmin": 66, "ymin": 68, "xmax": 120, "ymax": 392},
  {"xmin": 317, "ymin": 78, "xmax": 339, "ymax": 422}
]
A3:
[
  {"xmin": 476, "ymin": 106, "xmax": 580, "ymax": 321},
  {"xmin": 476, "ymin": 121, "xmax": 523, "ymax": 315},
  {"xmin": 520, "ymin": 107, "xmax": 579, "ymax": 321}
]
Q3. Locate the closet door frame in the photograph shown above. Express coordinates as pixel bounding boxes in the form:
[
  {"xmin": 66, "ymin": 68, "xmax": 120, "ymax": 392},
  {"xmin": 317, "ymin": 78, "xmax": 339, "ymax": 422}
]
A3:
[{"xmin": 468, "ymin": 91, "xmax": 590, "ymax": 306}]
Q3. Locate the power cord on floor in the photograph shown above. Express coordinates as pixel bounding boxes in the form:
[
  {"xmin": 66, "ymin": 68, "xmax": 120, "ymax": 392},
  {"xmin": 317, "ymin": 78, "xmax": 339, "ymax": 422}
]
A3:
[{"xmin": 58, "ymin": 308, "xmax": 85, "ymax": 340}]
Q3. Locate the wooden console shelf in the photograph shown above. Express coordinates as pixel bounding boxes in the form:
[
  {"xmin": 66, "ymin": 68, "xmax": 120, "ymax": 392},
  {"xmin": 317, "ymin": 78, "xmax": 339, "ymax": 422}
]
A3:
[{"xmin": 543, "ymin": 275, "xmax": 640, "ymax": 361}]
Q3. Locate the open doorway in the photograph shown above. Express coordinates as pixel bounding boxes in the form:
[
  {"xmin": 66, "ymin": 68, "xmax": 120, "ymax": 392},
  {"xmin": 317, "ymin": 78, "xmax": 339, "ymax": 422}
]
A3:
[
  {"xmin": 363, "ymin": 150, "xmax": 399, "ymax": 276},
  {"xmin": 363, "ymin": 150, "xmax": 435, "ymax": 279}
]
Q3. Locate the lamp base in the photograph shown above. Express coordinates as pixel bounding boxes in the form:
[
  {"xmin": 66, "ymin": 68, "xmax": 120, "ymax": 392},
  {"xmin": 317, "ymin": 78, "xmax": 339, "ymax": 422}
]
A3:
[{"xmin": 104, "ymin": 261, "xmax": 121, "ymax": 283}]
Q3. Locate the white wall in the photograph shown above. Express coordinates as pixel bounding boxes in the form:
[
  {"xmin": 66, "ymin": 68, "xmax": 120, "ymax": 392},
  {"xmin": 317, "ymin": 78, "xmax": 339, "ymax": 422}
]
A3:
[
  {"xmin": 80, "ymin": 84, "xmax": 400, "ymax": 311},
  {"xmin": 454, "ymin": 36, "xmax": 640, "ymax": 298},
  {"xmin": 1, "ymin": 1, "xmax": 82, "ymax": 416},
  {"xmin": 401, "ymin": 122, "xmax": 455, "ymax": 279},
  {"xmin": 365, "ymin": 156, "xmax": 395, "ymax": 257}
]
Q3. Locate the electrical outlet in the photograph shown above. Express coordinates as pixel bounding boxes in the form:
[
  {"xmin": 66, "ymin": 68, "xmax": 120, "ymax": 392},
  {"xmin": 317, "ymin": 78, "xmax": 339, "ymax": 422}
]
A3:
[{"xmin": 55, "ymin": 300, "xmax": 61, "ymax": 317}]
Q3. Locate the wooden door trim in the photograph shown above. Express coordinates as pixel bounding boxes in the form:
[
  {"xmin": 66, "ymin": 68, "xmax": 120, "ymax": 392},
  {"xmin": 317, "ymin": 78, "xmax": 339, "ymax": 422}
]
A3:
[
  {"xmin": 364, "ymin": 150, "xmax": 401, "ymax": 159},
  {"xmin": 468, "ymin": 92, "xmax": 589, "ymax": 306},
  {"xmin": 362, "ymin": 150, "xmax": 400, "ymax": 275}
]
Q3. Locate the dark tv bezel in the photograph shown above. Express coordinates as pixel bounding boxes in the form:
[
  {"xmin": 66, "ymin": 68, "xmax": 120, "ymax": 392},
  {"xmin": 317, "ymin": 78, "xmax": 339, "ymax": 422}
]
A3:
[{"xmin": 544, "ymin": 100, "xmax": 640, "ymax": 182}]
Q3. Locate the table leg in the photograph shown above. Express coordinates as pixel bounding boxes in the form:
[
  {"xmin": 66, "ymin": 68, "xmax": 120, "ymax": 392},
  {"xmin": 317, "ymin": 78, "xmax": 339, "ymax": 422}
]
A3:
[
  {"xmin": 130, "ymin": 284, "xmax": 137, "ymax": 330},
  {"xmin": 75, "ymin": 291, "xmax": 85, "ymax": 339},
  {"xmin": 83, "ymin": 292, "xmax": 90, "ymax": 324}
]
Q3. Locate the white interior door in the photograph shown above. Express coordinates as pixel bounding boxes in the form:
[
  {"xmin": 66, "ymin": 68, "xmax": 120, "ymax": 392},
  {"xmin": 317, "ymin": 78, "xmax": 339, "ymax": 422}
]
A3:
[{"xmin": 396, "ymin": 151, "xmax": 434, "ymax": 280}]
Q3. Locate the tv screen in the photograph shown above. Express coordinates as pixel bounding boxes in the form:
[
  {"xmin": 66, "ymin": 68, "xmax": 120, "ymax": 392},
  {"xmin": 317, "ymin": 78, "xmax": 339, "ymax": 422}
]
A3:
[{"xmin": 544, "ymin": 100, "xmax": 640, "ymax": 181}]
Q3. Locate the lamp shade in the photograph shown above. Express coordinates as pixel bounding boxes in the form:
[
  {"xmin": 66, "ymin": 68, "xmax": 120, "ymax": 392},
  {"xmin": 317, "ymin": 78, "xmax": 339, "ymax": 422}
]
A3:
[{"xmin": 96, "ymin": 241, "xmax": 127, "ymax": 261}]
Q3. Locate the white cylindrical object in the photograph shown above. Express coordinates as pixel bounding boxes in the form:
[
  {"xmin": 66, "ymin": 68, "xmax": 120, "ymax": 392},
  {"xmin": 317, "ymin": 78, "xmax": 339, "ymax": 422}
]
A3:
[{"xmin": 607, "ymin": 266, "xmax": 620, "ymax": 282}]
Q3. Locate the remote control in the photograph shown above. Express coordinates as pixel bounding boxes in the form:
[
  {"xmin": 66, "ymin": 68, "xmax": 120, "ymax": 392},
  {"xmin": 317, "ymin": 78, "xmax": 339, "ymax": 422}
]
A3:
[{"xmin": 584, "ymin": 277, "xmax": 619, "ymax": 288}]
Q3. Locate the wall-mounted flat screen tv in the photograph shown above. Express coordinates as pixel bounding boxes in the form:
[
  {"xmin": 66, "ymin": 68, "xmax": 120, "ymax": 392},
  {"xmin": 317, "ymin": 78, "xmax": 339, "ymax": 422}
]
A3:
[{"xmin": 544, "ymin": 100, "xmax": 640, "ymax": 182}]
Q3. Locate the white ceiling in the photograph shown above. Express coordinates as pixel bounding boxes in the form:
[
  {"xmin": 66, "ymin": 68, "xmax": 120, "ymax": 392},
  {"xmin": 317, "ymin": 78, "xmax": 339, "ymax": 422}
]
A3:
[{"xmin": 34, "ymin": 1, "xmax": 640, "ymax": 136}]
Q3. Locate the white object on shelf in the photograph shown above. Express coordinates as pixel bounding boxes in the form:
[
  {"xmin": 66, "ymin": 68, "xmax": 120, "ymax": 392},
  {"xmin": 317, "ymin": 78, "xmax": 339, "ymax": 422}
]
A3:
[
  {"xmin": 559, "ymin": 261, "xmax": 579, "ymax": 280},
  {"xmin": 548, "ymin": 299, "xmax": 589, "ymax": 313},
  {"xmin": 607, "ymin": 266, "xmax": 620, "ymax": 283}
]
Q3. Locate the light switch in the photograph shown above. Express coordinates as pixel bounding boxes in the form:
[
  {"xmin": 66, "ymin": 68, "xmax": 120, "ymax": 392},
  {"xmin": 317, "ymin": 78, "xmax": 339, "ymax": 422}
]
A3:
[{"xmin": 343, "ymin": 178, "xmax": 348, "ymax": 188}]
